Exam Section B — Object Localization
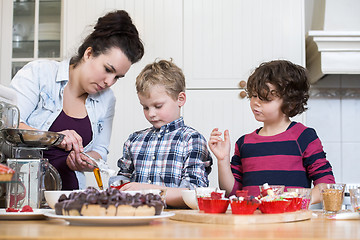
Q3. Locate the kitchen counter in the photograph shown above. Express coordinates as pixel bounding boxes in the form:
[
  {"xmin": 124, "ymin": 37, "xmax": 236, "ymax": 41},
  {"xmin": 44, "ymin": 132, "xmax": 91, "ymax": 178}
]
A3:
[{"xmin": 0, "ymin": 210, "xmax": 359, "ymax": 240}]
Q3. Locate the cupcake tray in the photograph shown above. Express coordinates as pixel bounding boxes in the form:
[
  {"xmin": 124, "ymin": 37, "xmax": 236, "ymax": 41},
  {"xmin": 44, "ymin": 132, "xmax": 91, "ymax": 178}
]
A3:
[{"xmin": 170, "ymin": 209, "xmax": 312, "ymax": 224}]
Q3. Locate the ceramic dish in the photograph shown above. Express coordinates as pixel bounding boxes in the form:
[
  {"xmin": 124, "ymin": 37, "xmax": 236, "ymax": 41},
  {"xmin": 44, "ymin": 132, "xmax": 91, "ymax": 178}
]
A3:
[
  {"xmin": 0, "ymin": 208, "xmax": 53, "ymax": 220},
  {"xmin": 44, "ymin": 211, "xmax": 174, "ymax": 226}
]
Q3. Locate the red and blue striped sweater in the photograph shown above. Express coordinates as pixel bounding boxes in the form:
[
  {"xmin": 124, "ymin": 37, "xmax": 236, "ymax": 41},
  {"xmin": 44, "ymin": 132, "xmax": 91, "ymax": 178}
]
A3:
[{"xmin": 229, "ymin": 122, "xmax": 335, "ymax": 197}]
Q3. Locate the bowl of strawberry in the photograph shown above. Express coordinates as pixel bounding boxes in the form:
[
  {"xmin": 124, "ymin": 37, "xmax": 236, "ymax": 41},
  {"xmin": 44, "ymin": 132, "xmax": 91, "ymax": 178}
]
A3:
[{"xmin": 201, "ymin": 191, "xmax": 229, "ymax": 214}]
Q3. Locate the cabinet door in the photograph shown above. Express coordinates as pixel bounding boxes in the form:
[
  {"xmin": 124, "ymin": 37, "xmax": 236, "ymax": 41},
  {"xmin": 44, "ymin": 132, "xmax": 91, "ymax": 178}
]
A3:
[
  {"xmin": 62, "ymin": 0, "xmax": 183, "ymax": 187},
  {"xmin": 183, "ymin": 0, "xmax": 305, "ymax": 89}
]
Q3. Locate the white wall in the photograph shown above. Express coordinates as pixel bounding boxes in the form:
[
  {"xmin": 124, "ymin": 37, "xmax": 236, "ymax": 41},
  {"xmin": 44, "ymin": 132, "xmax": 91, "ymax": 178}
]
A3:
[{"xmin": 306, "ymin": 75, "xmax": 360, "ymax": 184}]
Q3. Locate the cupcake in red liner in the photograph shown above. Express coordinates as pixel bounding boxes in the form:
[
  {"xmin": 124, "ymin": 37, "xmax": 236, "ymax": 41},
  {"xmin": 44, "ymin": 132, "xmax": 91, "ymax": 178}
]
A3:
[
  {"xmin": 230, "ymin": 199, "xmax": 260, "ymax": 215},
  {"xmin": 230, "ymin": 192, "xmax": 261, "ymax": 215},
  {"xmin": 280, "ymin": 191, "xmax": 303, "ymax": 212},
  {"xmin": 284, "ymin": 197, "xmax": 303, "ymax": 212},
  {"xmin": 287, "ymin": 188, "xmax": 312, "ymax": 210},
  {"xmin": 259, "ymin": 199, "xmax": 291, "ymax": 214},
  {"xmin": 201, "ymin": 191, "xmax": 229, "ymax": 214},
  {"xmin": 197, "ymin": 197, "xmax": 205, "ymax": 211},
  {"xmin": 202, "ymin": 198, "xmax": 230, "ymax": 214},
  {"xmin": 195, "ymin": 188, "xmax": 225, "ymax": 211}
]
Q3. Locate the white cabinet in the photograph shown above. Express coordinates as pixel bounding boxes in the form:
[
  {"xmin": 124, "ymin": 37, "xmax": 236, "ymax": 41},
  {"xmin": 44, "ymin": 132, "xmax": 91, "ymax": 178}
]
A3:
[
  {"xmin": 0, "ymin": 0, "xmax": 62, "ymax": 85},
  {"xmin": 183, "ymin": 0, "xmax": 305, "ymax": 89},
  {"xmin": 0, "ymin": 0, "xmax": 306, "ymax": 188}
]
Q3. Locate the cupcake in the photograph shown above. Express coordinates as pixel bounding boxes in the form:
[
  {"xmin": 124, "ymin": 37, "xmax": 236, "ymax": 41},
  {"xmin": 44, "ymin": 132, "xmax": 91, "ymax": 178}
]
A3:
[
  {"xmin": 195, "ymin": 188, "xmax": 225, "ymax": 211},
  {"xmin": 201, "ymin": 191, "xmax": 229, "ymax": 214},
  {"xmin": 281, "ymin": 192, "xmax": 302, "ymax": 212},
  {"xmin": 258, "ymin": 184, "xmax": 290, "ymax": 214},
  {"xmin": 287, "ymin": 188, "xmax": 312, "ymax": 210},
  {"xmin": 229, "ymin": 194, "xmax": 260, "ymax": 215},
  {"xmin": 258, "ymin": 195, "xmax": 291, "ymax": 214}
]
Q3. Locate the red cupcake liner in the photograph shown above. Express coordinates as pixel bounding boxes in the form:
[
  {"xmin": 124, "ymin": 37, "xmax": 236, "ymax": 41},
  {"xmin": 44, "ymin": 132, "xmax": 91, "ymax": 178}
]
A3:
[
  {"xmin": 259, "ymin": 200, "xmax": 291, "ymax": 214},
  {"xmin": 230, "ymin": 201, "xmax": 260, "ymax": 215},
  {"xmin": 285, "ymin": 197, "xmax": 303, "ymax": 212},
  {"xmin": 197, "ymin": 197, "xmax": 204, "ymax": 211},
  {"xmin": 202, "ymin": 199, "xmax": 229, "ymax": 214}
]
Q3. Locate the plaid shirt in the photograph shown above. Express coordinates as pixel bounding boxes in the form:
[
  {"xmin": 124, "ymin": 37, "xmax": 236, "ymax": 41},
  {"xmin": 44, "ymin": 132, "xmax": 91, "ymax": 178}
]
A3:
[{"xmin": 117, "ymin": 117, "xmax": 212, "ymax": 189}]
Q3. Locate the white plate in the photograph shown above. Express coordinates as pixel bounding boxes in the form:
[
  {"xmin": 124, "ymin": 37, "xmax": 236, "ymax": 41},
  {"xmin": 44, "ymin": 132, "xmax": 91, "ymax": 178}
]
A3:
[
  {"xmin": 328, "ymin": 212, "xmax": 360, "ymax": 220},
  {"xmin": 0, "ymin": 208, "xmax": 53, "ymax": 220},
  {"xmin": 44, "ymin": 211, "xmax": 175, "ymax": 226}
]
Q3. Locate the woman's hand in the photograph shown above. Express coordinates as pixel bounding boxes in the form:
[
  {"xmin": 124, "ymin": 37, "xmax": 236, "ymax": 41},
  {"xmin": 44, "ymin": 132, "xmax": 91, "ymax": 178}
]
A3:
[
  {"xmin": 66, "ymin": 150, "xmax": 97, "ymax": 172},
  {"xmin": 208, "ymin": 128, "xmax": 231, "ymax": 161},
  {"xmin": 57, "ymin": 130, "xmax": 83, "ymax": 166},
  {"xmin": 57, "ymin": 129, "xmax": 84, "ymax": 152}
]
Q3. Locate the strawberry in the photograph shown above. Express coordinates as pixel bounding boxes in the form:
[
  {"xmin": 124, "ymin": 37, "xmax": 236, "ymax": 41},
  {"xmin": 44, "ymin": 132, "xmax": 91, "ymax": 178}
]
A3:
[
  {"xmin": 235, "ymin": 190, "xmax": 248, "ymax": 198},
  {"xmin": 20, "ymin": 205, "xmax": 33, "ymax": 212},
  {"xmin": 6, "ymin": 208, "xmax": 19, "ymax": 212},
  {"xmin": 210, "ymin": 191, "xmax": 222, "ymax": 200}
]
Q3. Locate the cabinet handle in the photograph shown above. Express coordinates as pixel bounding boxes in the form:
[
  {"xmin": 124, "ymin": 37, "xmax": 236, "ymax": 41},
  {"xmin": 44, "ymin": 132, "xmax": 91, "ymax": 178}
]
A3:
[
  {"xmin": 239, "ymin": 91, "xmax": 247, "ymax": 99},
  {"xmin": 239, "ymin": 80, "xmax": 247, "ymax": 88}
]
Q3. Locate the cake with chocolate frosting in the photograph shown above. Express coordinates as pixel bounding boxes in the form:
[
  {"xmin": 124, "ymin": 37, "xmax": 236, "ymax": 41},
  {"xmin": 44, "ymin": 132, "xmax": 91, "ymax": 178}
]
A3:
[{"xmin": 54, "ymin": 187, "xmax": 165, "ymax": 216}]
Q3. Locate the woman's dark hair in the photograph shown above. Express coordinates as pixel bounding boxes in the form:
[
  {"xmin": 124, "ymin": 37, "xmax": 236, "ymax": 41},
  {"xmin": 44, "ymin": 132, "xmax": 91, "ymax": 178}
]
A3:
[
  {"xmin": 246, "ymin": 60, "xmax": 310, "ymax": 117},
  {"xmin": 70, "ymin": 10, "xmax": 144, "ymax": 66}
]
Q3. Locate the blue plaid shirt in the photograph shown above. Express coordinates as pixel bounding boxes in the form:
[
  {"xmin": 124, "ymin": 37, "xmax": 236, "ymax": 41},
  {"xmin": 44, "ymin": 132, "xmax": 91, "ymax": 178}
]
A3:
[{"xmin": 116, "ymin": 117, "xmax": 212, "ymax": 189}]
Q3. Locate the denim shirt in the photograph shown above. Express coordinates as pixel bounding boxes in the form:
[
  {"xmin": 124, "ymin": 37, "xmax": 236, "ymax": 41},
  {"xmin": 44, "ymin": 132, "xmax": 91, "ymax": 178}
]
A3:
[{"xmin": 10, "ymin": 59, "xmax": 116, "ymax": 189}]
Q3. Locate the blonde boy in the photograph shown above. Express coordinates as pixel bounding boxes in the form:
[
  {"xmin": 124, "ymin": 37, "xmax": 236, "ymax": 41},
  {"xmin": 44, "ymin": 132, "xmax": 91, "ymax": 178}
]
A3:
[{"xmin": 114, "ymin": 59, "xmax": 212, "ymax": 208}]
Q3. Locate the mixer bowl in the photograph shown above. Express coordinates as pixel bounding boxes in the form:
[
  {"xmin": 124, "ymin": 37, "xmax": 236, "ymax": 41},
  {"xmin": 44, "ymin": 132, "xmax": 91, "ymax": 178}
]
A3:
[{"xmin": 1, "ymin": 128, "xmax": 64, "ymax": 147}]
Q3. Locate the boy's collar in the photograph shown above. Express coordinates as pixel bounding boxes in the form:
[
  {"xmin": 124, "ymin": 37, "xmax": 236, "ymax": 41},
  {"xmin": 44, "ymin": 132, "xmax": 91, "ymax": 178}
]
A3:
[{"xmin": 153, "ymin": 117, "xmax": 184, "ymax": 132}]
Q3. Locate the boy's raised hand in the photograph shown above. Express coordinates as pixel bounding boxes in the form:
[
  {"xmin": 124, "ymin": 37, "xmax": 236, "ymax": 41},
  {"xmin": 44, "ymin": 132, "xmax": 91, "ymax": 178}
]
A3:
[{"xmin": 208, "ymin": 128, "xmax": 231, "ymax": 161}]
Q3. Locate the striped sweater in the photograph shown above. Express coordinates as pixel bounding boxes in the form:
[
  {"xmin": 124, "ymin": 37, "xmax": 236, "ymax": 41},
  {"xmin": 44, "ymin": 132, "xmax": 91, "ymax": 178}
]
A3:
[{"xmin": 229, "ymin": 122, "xmax": 335, "ymax": 197}]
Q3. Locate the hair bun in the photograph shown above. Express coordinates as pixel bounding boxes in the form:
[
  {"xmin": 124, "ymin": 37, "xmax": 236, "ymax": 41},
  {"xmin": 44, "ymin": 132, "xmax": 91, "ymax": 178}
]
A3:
[{"xmin": 94, "ymin": 10, "xmax": 139, "ymax": 38}]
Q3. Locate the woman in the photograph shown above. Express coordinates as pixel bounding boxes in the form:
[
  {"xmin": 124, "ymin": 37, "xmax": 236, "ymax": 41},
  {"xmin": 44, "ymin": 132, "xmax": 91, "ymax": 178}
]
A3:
[{"xmin": 10, "ymin": 10, "xmax": 144, "ymax": 190}]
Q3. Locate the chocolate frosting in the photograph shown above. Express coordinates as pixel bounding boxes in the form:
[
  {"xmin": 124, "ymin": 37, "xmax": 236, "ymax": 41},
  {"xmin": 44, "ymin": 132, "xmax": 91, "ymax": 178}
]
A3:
[{"xmin": 54, "ymin": 187, "xmax": 165, "ymax": 216}]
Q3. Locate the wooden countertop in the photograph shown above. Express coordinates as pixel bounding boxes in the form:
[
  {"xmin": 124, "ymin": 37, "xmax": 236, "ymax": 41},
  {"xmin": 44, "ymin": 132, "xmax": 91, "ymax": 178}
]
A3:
[{"xmin": 0, "ymin": 210, "xmax": 359, "ymax": 240}]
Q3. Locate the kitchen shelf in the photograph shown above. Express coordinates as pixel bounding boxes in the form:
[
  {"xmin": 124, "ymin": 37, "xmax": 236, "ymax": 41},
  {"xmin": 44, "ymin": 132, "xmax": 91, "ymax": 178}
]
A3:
[
  {"xmin": 9, "ymin": 0, "xmax": 62, "ymax": 78},
  {"xmin": 14, "ymin": 0, "xmax": 60, "ymax": 17},
  {"xmin": 12, "ymin": 40, "xmax": 60, "ymax": 58},
  {"xmin": 13, "ymin": 1, "xmax": 35, "ymax": 17}
]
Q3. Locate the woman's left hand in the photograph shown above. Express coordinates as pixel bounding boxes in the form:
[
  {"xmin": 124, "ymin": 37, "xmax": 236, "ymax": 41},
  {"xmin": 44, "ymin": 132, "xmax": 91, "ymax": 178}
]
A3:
[{"xmin": 58, "ymin": 129, "xmax": 84, "ymax": 153}]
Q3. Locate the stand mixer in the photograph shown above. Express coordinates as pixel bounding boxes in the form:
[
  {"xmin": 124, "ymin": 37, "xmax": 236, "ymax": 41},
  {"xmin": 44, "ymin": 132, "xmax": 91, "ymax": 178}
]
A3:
[{"xmin": 0, "ymin": 85, "xmax": 62, "ymax": 209}]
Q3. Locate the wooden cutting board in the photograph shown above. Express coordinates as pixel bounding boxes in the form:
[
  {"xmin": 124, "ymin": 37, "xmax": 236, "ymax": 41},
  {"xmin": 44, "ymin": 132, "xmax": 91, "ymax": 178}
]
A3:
[{"xmin": 170, "ymin": 209, "xmax": 312, "ymax": 224}]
